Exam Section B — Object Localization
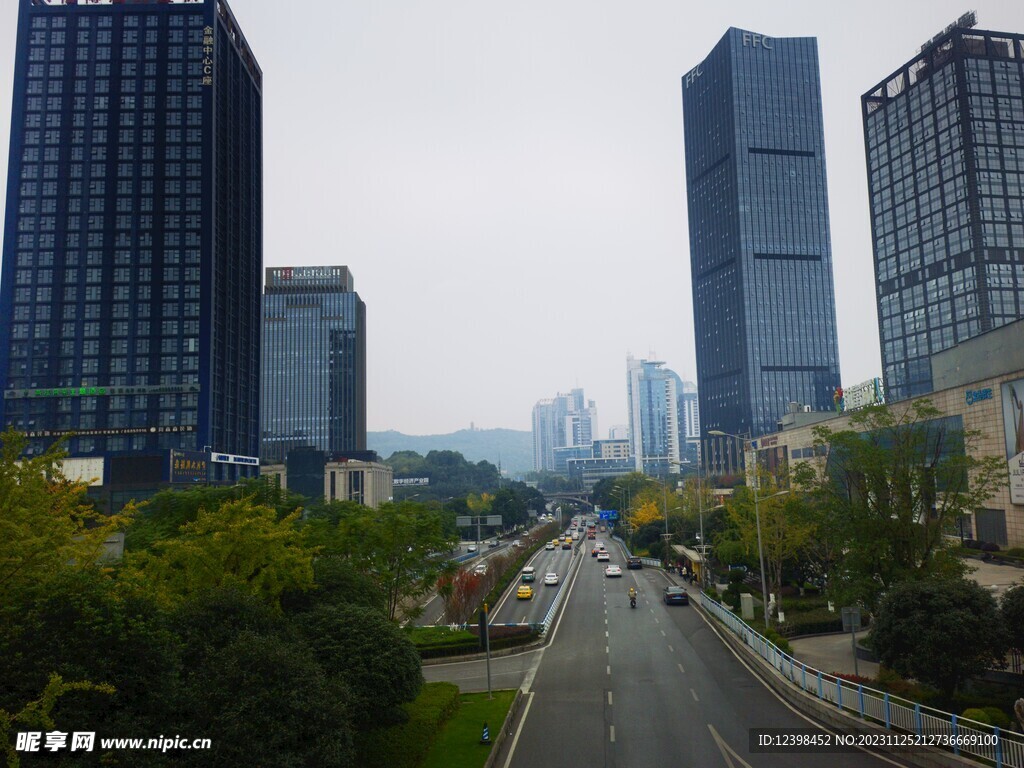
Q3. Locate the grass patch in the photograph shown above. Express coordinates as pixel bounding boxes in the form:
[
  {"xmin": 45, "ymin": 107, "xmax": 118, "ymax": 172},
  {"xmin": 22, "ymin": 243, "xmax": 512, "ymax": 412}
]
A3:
[
  {"xmin": 421, "ymin": 689, "xmax": 517, "ymax": 768},
  {"xmin": 356, "ymin": 682, "xmax": 460, "ymax": 768},
  {"xmin": 406, "ymin": 625, "xmax": 477, "ymax": 647}
]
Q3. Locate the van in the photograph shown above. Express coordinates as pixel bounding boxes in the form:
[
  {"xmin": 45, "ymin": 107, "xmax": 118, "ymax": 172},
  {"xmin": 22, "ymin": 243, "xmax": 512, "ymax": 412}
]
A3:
[{"xmin": 521, "ymin": 566, "xmax": 536, "ymax": 583}]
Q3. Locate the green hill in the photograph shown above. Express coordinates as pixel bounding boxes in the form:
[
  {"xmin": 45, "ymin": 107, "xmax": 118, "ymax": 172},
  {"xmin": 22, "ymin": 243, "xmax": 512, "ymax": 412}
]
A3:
[{"xmin": 368, "ymin": 429, "xmax": 533, "ymax": 476}]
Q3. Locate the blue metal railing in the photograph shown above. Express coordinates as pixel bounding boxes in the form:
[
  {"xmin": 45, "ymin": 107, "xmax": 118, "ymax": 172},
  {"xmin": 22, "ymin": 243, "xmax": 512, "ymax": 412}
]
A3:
[{"xmin": 699, "ymin": 592, "xmax": 1024, "ymax": 767}]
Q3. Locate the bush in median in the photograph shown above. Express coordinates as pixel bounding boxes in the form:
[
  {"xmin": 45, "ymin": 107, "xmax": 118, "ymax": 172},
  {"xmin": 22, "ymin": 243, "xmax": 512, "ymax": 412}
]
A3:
[{"xmin": 355, "ymin": 682, "xmax": 460, "ymax": 768}]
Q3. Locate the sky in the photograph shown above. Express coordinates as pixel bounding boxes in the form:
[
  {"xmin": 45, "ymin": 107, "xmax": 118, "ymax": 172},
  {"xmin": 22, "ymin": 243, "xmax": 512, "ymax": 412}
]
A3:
[{"xmin": 0, "ymin": 1, "xmax": 1021, "ymax": 437}]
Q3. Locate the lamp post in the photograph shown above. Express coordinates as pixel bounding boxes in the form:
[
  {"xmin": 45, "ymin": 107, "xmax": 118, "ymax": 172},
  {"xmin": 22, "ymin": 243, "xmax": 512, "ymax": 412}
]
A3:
[{"xmin": 709, "ymin": 430, "xmax": 770, "ymax": 627}]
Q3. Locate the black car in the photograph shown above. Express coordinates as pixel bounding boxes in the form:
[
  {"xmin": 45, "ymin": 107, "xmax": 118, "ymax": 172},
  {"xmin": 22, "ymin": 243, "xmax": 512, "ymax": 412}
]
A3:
[
  {"xmin": 663, "ymin": 586, "xmax": 689, "ymax": 605},
  {"xmin": 626, "ymin": 556, "xmax": 643, "ymax": 570}
]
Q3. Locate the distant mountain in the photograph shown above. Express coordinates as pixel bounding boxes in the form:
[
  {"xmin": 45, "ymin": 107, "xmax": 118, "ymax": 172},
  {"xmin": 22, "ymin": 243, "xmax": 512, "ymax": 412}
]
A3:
[{"xmin": 368, "ymin": 428, "xmax": 533, "ymax": 475}]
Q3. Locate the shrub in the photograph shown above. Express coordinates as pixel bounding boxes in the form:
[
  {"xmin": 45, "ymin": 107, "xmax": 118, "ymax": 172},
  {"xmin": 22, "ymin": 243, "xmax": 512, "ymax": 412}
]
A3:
[
  {"xmin": 762, "ymin": 627, "xmax": 792, "ymax": 655},
  {"xmin": 1005, "ymin": 548, "xmax": 1024, "ymax": 559},
  {"xmin": 833, "ymin": 672, "xmax": 873, "ymax": 686},
  {"xmin": 982, "ymin": 706, "xmax": 1012, "ymax": 729},
  {"xmin": 961, "ymin": 708, "xmax": 992, "ymax": 725},
  {"xmin": 356, "ymin": 682, "xmax": 460, "ymax": 768},
  {"xmin": 728, "ymin": 569, "xmax": 748, "ymax": 585},
  {"xmin": 982, "ymin": 542, "xmax": 1001, "ymax": 553}
]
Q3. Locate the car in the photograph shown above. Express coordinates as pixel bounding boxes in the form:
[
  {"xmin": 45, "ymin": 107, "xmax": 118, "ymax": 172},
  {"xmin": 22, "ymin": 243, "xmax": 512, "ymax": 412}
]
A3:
[
  {"xmin": 545, "ymin": 542, "xmax": 555, "ymax": 550},
  {"xmin": 626, "ymin": 556, "xmax": 643, "ymax": 570},
  {"xmin": 487, "ymin": 540, "xmax": 498, "ymax": 548},
  {"xmin": 517, "ymin": 585, "xmax": 534, "ymax": 600},
  {"xmin": 561, "ymin": 539, "xmax": 572, "ymax": 550},
  {"xmin": 604, "ymin": 565, "xmax": 622, "ymax": 577},
  {"xmin": 597, "ymin": 551, "xmax": 610, "ymax": 562},
  {"xmin": 544, "ymin": 572, "xmax": 559, "ymax": 586},
  {"xmin": 512, "ymin": 540, "xmax": 521, "ymax": 547},
  {"xmin": 663, "ymin": 586, "xmax": 689, "ymax": 605},
  {"xmin": 467, "ymin": 544, "xmax": 478, "ymax": 553},
  {"xmin": 521, "ymin": 566, "xmax": 536, "ymax": 582}
]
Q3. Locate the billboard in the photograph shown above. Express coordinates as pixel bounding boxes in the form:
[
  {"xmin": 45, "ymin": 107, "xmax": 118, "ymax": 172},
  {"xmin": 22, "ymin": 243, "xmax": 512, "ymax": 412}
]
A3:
[
  {"xmin": 170, "ymin": 450, "xmax": 209, "ymax": 484},
  {"xmin": 1002, "ymin": 378, "xmax": 1024, "ymax": 504}
]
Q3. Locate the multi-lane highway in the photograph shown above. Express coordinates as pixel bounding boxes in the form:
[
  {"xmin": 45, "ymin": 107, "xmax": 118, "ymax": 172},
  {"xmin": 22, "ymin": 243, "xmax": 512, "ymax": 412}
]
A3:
[{"xmin": 425, "ymin": 530, "xmax": 911, "ymax": 768}]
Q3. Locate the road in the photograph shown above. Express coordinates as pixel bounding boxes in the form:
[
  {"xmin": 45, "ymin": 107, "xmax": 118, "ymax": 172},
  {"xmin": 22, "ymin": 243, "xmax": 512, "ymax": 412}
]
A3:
[{"xmin": 425, "ymin": 538, "xmax": 910, "ymax": 768}]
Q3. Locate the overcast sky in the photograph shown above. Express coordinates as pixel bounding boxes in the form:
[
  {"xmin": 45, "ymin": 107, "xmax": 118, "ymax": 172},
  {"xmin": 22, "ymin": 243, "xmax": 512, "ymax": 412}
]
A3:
[{"xmin": 1, "ymin": 1, "xmax": 1021, "ymax": 436}]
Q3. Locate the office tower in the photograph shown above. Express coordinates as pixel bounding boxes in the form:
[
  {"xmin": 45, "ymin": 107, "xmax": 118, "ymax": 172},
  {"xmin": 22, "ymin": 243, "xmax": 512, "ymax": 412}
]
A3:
[
  {"xmin": 626, "ymin": 355, "xmax": 680, "ymax": 477},
  {"xmin": 683, "ymin": 28, "xmax": 842, "ymax": 439},
  {"xmin": 531, "ymin": 387, "xmax": 596, "ymax": 473},
  {"xmin": 0, "ymin": 0, "xmax": 262, "ymax": 492},
  {"xmin": 261, "ymin": 266, "xmax": 366, "ymax": 463},
  {"xmin": 677, "ymin": 379, "xmax": 700, "ymax": 464},
  {"xmin": 862, "ymin": 14, "xmax": 1024, "ymax": 402}
]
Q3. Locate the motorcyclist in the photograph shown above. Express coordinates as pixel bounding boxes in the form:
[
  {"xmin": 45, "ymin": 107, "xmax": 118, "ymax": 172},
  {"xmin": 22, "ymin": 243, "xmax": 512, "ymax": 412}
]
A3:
[{"xmin": 628, "ymin": 586, "xmax": 637, "ymax": 601}]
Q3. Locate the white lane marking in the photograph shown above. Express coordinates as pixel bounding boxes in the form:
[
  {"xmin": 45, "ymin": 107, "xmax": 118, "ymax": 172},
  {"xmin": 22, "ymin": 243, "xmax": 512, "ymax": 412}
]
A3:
[
  {"xmin": 693, "ymin": 601, "xmax": 905, "ymax": 767},
  {"xmin": 660, "ymin": 629, "xmax": 666, "ymax": 637},
  {"xmin": 609, "ymin": 725, "xmax": 616, "ymax": 743},
  {"xmin": 654, "ymin": 617, "xmax": 660, "ymax": 624},
  {"xmin": 608, "ymin": 691, "xmax": 613, "ymax": 706},
  {"xmin": 605, "ymin": 630, "xmax": 609, "ymax": 638},
  {"xmin": 607, "ymin": 665, "xmax": 611, "ymax": 675},
  {"xmin": 606, "ymin": 645, "xmax": 610, "ymax": 655},
  {"xmin": 690, "ymin": 688, "xmax": 700, "ymax": 701},
  {"xmin": 668, "ymin": 644, "xmax": 674, "ymax": 653},
  {"xmin": 678, "ymin": 662, "xmax": 685, "ymax": 674},
  {"xmin": 707, "ymin": 723, "xmax": 750, "ymax": 768},
  {"xmin": 501, "ymin": 691, "xmax": 535, "ymax": 768}
]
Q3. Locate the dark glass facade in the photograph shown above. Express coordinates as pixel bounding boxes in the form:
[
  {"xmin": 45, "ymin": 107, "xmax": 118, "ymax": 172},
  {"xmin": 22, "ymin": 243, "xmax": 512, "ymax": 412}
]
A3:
[
  {"xmin": 683, "ymin": 28, "xmax": 842, "ymax": 439},
  {"xmin": 261, "ymin": 266, "xmax": 366, "ymax": 463},
  {"xmin": 0, "ymin": 0, "xmax": 262, "ymax": 464},
  {"xmin": 863, "ymin": 28, "xmax": 1024, "ymax": 403}
]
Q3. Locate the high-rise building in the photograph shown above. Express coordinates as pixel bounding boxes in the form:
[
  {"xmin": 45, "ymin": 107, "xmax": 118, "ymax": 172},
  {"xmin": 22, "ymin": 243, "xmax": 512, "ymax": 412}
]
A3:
[
  {"xmin": 677, "ymin": 379, "xmax": 700, "ymax": 464},
  {"xmin": 626, "ymin": 355, "xmax": 680, "ymax": 477},
  {"xmin": 683, "ymin": 28, "xmax": 842, "ymax": 440},
  {"xmin": 531, "ymin": 387, "xmax": 596, "ymax": 473},
  {"xmin": 862, "ymin": 14, "xmax": 1024, "ymax": 402},
  {"xmin": 261, "ymin": 266, "xmax": 366, "ymax": 463},
  {"xmin": 0, "ymin": 0, "xmax": 262, "ymax": 499}
]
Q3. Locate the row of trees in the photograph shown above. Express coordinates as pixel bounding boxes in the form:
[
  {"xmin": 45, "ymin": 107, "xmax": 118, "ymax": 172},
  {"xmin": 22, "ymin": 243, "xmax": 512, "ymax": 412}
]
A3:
[{"xmin": 0, "ymin": 429, "xmax": 462, "ymax": 766}]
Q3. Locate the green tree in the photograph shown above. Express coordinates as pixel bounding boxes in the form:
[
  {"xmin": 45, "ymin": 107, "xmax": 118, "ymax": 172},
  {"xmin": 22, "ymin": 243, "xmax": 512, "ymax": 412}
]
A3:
[
  {"xmin": 121, "ymin": 495, "xmax": 315, "ymax": 606},
  {"xmin": 722, "ymin": 478, "xmax": 814, "ymax": 620},
  {"xmin": 348, "ymin": 501, "xmax": 456, "ymax": 621},
  {"xmin": 0, "ymin": 428, "xmax": 131, "ymax": 597},
  {"xmin": 297, "ymin": 604, "xmax": 422, "ymax": 728},
  {"xmin": 795, "ymin": 400, "xmax": 1006, "ymax": 611},
  {"xmin": 1001, "ymin": 586, "xmax": 1024, "ymax": 656},
  {"xmin": 872, "ymin": 578, "xmax": 1006, "ymax": 699}
]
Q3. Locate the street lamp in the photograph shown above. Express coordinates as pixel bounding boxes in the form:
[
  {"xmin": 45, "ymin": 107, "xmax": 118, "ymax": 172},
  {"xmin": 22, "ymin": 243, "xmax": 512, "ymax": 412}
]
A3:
[{"xmin": 709, "ymin": 429, "xmax": 770, "ymax": 627}]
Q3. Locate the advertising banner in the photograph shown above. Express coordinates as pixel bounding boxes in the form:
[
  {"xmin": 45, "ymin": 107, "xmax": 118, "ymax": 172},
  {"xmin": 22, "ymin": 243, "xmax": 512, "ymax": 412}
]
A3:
[{"xmin": 1002, "ymin": 378, "xmax": 1024, "ymax": 505}]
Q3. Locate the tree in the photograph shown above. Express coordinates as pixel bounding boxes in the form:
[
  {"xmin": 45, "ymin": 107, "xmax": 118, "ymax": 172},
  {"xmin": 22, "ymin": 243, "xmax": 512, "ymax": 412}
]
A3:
[
  {"xmin": 348, "ymin": 501, "xmax": 456, "ymax": 622},
  {"xmin": 872, "ymin": 578, "xmax": 1006, "ymax": 699},
  {"xmin": 296, "ymin": 604, "xmax": 422, "ymax": 728},
  {"xmin": 0, "ymin": 428, "xmax": 131, "ymax": 597},
  {"xmin": 723, "ymin": 479, "xmax": 814, "ymax": 620},
  {"xmin": 795, "ymin": 400, "xmax": 1006, "ymax": 611},
  {"xmin": 1002, "ymin": 586, "xmax": 1024, "ymax": 656},
  {"xmin": 120, "ymin": 495, "xmax": 316, "ymax": 606}
]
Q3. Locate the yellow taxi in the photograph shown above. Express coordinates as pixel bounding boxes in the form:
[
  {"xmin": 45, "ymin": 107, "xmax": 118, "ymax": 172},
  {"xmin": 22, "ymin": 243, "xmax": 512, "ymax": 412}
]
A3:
[{"xmin": 516, "ymin": 585, "xmax": 534, "ymax": 600}]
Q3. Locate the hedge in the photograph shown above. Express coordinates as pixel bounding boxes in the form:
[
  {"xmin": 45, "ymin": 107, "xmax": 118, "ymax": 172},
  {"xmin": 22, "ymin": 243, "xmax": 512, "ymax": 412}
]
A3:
[{"xmin": 355, "ymin": 682, "xmax": 461, "ymax": 768}]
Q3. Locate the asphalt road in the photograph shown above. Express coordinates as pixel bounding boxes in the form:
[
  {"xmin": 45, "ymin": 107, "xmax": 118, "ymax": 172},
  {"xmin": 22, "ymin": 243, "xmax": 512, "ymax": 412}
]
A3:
[{"xmin": 426, "ymin": 539, "xmax": 911, "ymax": 768}]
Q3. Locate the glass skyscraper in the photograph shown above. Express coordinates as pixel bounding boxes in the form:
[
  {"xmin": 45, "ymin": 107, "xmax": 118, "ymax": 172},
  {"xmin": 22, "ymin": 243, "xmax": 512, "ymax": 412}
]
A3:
[
  {"xmin": 261, "ymin": 266, "xmax": 366, "ymax": 463},
  {"xmin": 862, "ymin": 19, "xmax": 1024, "ymax": 402},
  {"xmin": 626, "ymin": 355, "xmax": 680, "ymax": 477},
  {"xmin": 0, "ymin": 0, "xmax": 262, "ymax": 473},
  {"xmin": 682, "ymin": 28, "xmax": 842, "ymax": 440}
]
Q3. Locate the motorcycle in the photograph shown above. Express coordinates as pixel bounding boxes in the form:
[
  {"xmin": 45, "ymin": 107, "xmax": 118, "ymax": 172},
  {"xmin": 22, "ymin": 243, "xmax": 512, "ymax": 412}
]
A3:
[{"xmin": 629, "ymin": 596, "xmax": 637, "ymax": 609}]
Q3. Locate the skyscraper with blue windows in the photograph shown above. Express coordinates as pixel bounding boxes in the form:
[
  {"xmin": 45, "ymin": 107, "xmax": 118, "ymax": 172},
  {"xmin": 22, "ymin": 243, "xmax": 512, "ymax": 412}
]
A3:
[
  {"xmin": 682, "ymin": 28, "xmax": 842, "ymax": 441},
  {"xmin": 261, "ymin": 266, "xmax": 366, "ymax": 464},
  {"xmin": 626, "ymin": 355, "xmax": 680, "ymax": 478},
  {"xmin": 862, "ymin": 17, "xmax": 1024, "ymax": 403},
  {"xmin": 0, "ymin": 0, "xmax": 262, "ymax": 498}
]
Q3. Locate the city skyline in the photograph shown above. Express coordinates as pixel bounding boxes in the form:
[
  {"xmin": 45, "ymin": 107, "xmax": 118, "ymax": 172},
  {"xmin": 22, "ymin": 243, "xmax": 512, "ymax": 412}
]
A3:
[{"xmin": 1, "ymin": 0, "xmax": 1021, "ymax": 436}]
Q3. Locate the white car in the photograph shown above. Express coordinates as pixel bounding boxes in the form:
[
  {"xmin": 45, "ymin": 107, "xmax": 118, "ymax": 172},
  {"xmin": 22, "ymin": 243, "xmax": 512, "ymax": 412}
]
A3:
[
  {"xmin": 544, "ymin": 572, "xmax": 559, "ymax": 586},
  {"xmin": 467, "ymin": 544, "xmax": 478, "ymax": 553},
  {"xmin": 512, "ymin": 540, "xmax": 522, "ymax": 547},
  {"xmin": 604, "ymin": 565, "xmax": 622, "ymax": 577},
  {"xmin": 597, "ymin": 551, "xmax": 610, "ymax": 562},
  {"xmin": 545, "ymin": 542, "xmax": 555, "ymax": 550}
]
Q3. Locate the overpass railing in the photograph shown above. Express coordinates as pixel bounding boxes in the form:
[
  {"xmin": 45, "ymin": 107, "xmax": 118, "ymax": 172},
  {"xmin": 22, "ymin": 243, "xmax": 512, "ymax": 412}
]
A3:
[{"xmin": 700, "ymin": 592, "xmax": 1024, "ymax": 768}]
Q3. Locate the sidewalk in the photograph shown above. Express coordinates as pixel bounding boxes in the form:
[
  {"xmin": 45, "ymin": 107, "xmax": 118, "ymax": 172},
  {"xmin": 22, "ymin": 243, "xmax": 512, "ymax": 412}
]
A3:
[{"xmin": 786, "ymin": 558, "xmax": 1024, "ymax": 678}]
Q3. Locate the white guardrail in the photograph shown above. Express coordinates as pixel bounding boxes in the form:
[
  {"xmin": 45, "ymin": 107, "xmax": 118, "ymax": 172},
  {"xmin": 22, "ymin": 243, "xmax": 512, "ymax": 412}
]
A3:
[
  {"xmin": 700, "ymin": 592, "xmax": 1024, "ymax": 767},
  {"xmin": 539, "ymin": 541, "xmax": 584, "ymax": 635}
]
